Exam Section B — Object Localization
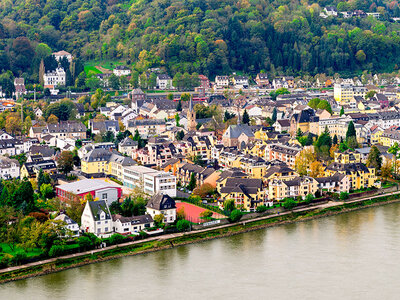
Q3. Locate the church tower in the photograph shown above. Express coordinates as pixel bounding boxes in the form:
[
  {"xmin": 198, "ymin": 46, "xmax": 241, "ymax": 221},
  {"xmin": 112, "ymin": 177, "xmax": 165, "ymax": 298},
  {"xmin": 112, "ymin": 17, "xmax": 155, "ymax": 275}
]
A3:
[{"xmin": 187, "ymin": 95, "xmax": 197, "ymax": 131}]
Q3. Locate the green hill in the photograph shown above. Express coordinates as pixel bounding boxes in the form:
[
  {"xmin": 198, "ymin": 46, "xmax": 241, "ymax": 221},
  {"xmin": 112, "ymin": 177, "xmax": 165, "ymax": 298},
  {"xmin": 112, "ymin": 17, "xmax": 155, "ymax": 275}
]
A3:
[{"xmin": 1, "ymin": 0, "xmax": 400, "ymax": 82}]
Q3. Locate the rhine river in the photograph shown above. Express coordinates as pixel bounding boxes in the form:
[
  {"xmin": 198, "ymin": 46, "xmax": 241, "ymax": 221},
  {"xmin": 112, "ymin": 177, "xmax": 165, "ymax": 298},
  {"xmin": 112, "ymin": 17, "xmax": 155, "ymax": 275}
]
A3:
[{"xmin": 2, "ymin": 203, "xmax": 400, "ymax": 299}]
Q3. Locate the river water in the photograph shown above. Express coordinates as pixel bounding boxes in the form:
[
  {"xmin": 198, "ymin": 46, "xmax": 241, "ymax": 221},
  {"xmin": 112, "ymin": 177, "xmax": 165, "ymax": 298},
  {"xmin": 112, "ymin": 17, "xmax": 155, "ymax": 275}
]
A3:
[{"xmin": 2, "ymin": 203, "xmax": 400, "ymax": 300}]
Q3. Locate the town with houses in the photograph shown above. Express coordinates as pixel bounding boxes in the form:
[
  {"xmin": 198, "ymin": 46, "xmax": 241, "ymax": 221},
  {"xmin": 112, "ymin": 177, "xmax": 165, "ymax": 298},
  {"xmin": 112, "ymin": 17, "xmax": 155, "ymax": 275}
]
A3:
[{"xmin": 1, "ymin": 49, "xmax": 400, "ymax": 263}]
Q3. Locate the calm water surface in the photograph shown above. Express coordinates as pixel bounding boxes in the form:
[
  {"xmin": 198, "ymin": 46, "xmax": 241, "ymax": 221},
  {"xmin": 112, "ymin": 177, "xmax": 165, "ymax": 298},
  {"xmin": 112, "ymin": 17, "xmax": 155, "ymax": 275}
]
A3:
[{"xmin": 2, "ymin": 203, "xmax": 400, "ymax": 300}]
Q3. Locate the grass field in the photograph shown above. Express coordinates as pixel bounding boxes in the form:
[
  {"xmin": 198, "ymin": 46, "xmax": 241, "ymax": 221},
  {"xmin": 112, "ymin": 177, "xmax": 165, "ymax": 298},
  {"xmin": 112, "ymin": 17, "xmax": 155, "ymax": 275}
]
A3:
[
  {"xmin": 0, "ymin": 243, "xmax": 43, "ymax": 258},
  {"xmin": 84, "ymin": 60, "xmax": 125, "ymax": 75},
  {"xmin": 84, "ymin": 65, "xmax": 102, "ymax": 75}
]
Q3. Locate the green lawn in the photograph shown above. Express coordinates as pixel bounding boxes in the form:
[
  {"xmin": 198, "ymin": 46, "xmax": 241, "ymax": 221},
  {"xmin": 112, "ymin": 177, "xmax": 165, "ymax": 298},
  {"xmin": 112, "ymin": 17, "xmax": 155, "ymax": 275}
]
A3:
[
  {"xmin": 0, "ymin": 243, "xmax": 43, "ymax": 258},
  {"xmin": 84, "ymin": 65, "xmax": 102, "ymax": 75}
]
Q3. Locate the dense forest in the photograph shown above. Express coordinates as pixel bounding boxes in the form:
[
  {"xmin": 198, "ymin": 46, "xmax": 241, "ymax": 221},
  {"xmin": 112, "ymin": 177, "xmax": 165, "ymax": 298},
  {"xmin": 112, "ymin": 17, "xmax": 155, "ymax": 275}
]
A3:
[{"xmin": 1, "ymin": 0, "xmax": 400, "ymax": 82}]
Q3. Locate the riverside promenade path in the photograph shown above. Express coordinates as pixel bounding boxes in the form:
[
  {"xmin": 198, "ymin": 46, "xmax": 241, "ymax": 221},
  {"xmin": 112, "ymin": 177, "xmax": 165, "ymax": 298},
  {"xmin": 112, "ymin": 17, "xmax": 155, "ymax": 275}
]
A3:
[{"xmin": 1, "ymin": 188, "xmax": 399, "ymax": 275}]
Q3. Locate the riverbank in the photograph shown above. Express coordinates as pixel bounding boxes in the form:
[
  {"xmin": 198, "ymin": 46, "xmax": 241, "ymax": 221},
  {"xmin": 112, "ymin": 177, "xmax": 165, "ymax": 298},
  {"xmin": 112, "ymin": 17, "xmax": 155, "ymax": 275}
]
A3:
[{"xmin": 1, "ymin": 192, "xmax": 400, "ymax": 284}]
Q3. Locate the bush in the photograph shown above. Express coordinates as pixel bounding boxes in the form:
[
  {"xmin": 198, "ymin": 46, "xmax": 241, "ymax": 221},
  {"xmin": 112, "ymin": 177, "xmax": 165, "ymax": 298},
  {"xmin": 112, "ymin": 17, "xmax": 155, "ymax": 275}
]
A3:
[
  {"xmin": 13, "ymin": 251, "xmax": 27, "ymax": 265},
  {"xmin": 109, "ymin": 233, "xmax": 125, "ymax": 245},
  {"xmin": 340, "ymin": 192, "xmax": 349, "ymax": 200},
  {"xmin": 229, "ymin": 209, "xmax": 243, "ymax": 222},
  {"xmin": 200, "ymin": 210, "xmax": 213, "ymax": 219},
  {"xmin": 49, "ymin": 245, "xmax": 64, "ymax": 257},
  {"xmin": 138, "ymin": 231, "xmax": 148, "ymax": 239},
  {"xmin": 256, "ymin": 205, "xmax": 268, "ymax": 213},
  {"xmin": 78, "ymin": 236, "xmax": 92, "ymax": 250},
  {"xmin": 305, "ymin": 194, "xmax": 315, "ymax": 204},
  {"xmin": 0, "ymin": 254, "xmax": 13, "ymax": 268},
  {"xmin": 176, "ymin": 219, "xmax": 191, "ymax": 232},
  {"xmin": 283, "ymin": 198, "xmax": 297, "ymax": 210}
]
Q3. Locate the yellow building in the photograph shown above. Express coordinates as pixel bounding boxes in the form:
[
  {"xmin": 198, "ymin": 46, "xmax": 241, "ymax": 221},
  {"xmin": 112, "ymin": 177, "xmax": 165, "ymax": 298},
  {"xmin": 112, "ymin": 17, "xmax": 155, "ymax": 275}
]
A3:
[
  {"xmin": 379, "ymin": 129, "xmax": 400, "ymax": 147},
  {"xmin": 268, "ymin": 176, "xmax": 318, "ymax": 201},
  {"xmin": 334, "ymin": 150, "xmax": 361, "ymax": 164},
  {"xmin": 325, "ymin": 162, "xmax": 376, "ymax": 190},
  {"xmin": 218, "ymin": 177, "xmax": 265, "ymax": 211}
]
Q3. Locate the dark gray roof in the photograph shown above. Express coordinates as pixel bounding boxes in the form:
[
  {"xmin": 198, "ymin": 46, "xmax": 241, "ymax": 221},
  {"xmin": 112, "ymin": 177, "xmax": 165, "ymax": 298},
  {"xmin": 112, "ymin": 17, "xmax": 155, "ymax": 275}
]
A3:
[
  {"xmin": 146, "ymin": 193, "xmax": 176, "ymax": 210},
  {"xmin": 112, "ymin": 214, "xmax": 153, "ymax": 224},
  {"xmin": 89, "ymin": 200, "xmax": 111, "ymax": 221}
]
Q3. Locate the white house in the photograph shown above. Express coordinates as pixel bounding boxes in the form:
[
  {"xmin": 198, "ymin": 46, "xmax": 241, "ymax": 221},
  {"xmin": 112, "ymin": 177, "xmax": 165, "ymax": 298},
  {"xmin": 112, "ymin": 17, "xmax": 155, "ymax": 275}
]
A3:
[
  {"xmin": 113, "ymin": 65, "xmax": 131, "ymax": 77},
  {"xmin": 81, "ymin": 200, "xmax": 113, "ymax": 238},
  {"xmin": 231, "ymin": 76, "xmax": 249, "ymax": 89},
  {"xmin": 112, "ymin": 214, "xmax": 154, "ymax": 235},
  {"xmin": 0, "ymin": 156, "xmax": 20, "ymax": 179},
  {"xmin": 54, "ymin": 214, "xmax": 80, "ymax": 237},
  {"xmin": 118, "ymin": 137, "xmax": 138, "ymax": 156},
  {"xmin": 215, "ymin": 76, "xmax": 229, "ymax": 88},
  {"xmin": 43, "ymin": 67, "xmax": 66, "ymax": 89},
  {"xmin": 0, "ymin": 130, "xmax": 13, "ymax": 140},
  {"xmin": 146, "ymin": 193, "xmax": 177, "ymax": 224},
  {"xmin": 53, "ymin": 50, "xmax": 73, "ymax": 63},
  {"xmin": 34, "ymin": 108, "xmax": 43, "ymax": 118},
  {"xmin": 156, "ymin": 74, "xmax": 173, "ymax": 90}
]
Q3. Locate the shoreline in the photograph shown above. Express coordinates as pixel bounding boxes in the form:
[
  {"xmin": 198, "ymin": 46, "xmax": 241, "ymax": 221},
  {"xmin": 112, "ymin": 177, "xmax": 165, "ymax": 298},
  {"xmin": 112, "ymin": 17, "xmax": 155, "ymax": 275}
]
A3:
[{"xmin": 1, "ymin": 194, "xmax": 400, "ymax": 284}]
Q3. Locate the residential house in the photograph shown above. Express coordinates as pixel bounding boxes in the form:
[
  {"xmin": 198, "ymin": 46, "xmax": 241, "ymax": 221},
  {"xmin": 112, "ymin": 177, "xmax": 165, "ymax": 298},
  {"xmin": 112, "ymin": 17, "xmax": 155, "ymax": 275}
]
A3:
[
  {"xmin": 127, "ymin": 119, "xmax": 166, "ymax": 139},
  {"xmin": 14, "ymin": 78, "xmax": 26, "ymax": 98},
  {"xmin": 46, "ymin": 121, "xmax": 87, "ymax": 140},
  {"xmin": 118, "ymin": 137, "xmax": 138, "ymax": 156},
  {"xmin": 231, "ymin": 76, "xmax": 249, "ymax": 89},
  {"xmin": 112, "ymin": 214, "xmax": 154, "ymax": 235},
  {"xmin": 43, "ymin": 67, "xmax": 66, "ymax": 89},
  {"xmin": 316, "ymin": 173, "xmax": 350, "ymax": 193},
  {"xmin": 218, "ymin": 177, "xmax": 267, "ymax": 211},
  {"xmin": 81, "ymin": 200, "xmax": 113, "ymax": 238},
  {"xmin": 146, "ymin": 193, "xmax": 177, "ymax": 223},
  {"xmin": 89, "ymin": 120, "xmax": 120, "ymax": 135},
  {"xmin": 54, "ymin": 214, "xmax": 80, "ymax": 237},
  {"xmin": 215, "ymin": 76, "xmax": 229, "ymax": 88},
  {"xmin": 113, "ymin": 65, "xmax": 131, "ymax": 76},
  {"xmin": 255, "ymin": 73, "xmax": 269, "ymax": 87},
  {"xmin": 222, "ymin": 124, "xmax": 255, "ymax": 147},
  {"xmin": 53, "ymin": 50, "xmax": 73, "ymax": 63},
  {"xmin": 0, "ymin": 156, "xmax": 20, "ymax": 179},
  {"xmin": 289, "ymin": 109, "xmax": 315, "ymax": 136},
  {"xmin": 268, "ymin": 176, "xmax": 318, "ymax": 201},
  {"xmin": 274, "ymin": 119, "xmax": 291, "ymax": 132},
  {"xmin": 156, "ymin": 74, "xmax": 173, "ymax": 90},
  {"xmin": 325, "ymin": 162, "xmax": 376, "ymax": 190},
  {"xmin": 20, "ymin": 159, "xmax": 57, "ymax": 178}
]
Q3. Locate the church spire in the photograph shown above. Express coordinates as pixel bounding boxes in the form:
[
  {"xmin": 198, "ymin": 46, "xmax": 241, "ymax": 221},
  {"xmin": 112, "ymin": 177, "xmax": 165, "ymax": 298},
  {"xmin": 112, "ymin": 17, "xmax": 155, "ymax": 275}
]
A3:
[{"xmin": 189, "ymin": 94, "xmax": 193, "ymax": 112}]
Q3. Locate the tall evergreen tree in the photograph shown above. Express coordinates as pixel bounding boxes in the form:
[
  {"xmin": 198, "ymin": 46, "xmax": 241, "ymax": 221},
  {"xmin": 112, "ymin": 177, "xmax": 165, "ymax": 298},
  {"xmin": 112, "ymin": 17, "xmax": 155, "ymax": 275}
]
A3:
[
  {"xmin": 333, "ymin": 134, "xmax": 338, "ymax": 145},
  {"xmin": 340, "ymin": 106, "xmax": 345, "ymax": 116},
  {"xmin": 271, "ymin": 107, "xmax": 277, "ymax": 123},
  {"xmin": 37, "ymin": 168, "xmax": 45, "ymax": 190},
  {"xmin": 242, "ymin": 110, "xmax": 250, "ymax": 125},
  {"xmin": 346, "ymin": 121, "xmax": 356, "ymax": 142},
  {"xmin": 176, "ymin": 100, "xmax": 182, "ymax": 112}
]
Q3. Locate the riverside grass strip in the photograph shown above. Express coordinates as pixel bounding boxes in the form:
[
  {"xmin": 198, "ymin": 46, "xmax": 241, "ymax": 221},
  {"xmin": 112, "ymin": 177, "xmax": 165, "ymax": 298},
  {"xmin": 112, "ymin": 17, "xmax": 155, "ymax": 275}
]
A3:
[{"xmin": 1, "ymin": 193, "xmax": 400, "ymax": 284}]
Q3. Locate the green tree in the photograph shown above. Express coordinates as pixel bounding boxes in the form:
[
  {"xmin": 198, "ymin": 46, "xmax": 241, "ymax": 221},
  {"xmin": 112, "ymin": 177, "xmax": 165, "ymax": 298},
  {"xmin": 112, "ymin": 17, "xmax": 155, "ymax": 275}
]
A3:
[
  {"xmin": 223, "ymin": 199, "xmax": 235, "ymax": 212},
  {"xmin": 283, "ymin": 198, "xmax": 297, "ymax": 210},
  {"xmin": 37, "ymin": 168, "xmax": 45, "ymax": 190},
  {"xmin": 109, "ymin": 74, "xmax": 120, "ymax": 90},
  {"xmin": 229, "ymin": 209, "xmax": 243, "ymax": 222},
  {"xmin": 176, "ymin": 100, "xmax": 182, "ymax": 111},
  {"xmin": 187, "ymin": 173, "xmax": 197, "ymax": 191},
  {"xmin": 176, "ymin": 219, "xmax": 191, "ymax": 232},
  {"xmin": 355, "ymin": 50, "xmax": 366, "ymax": 62},
  {"xmin": 366, "ymin": 145, "xmax": 382, "ymax": 170},
  {"xmin": 346, "ymin": 121, "xmax": 356, "ymax": 142},
  {"xmin": 271, "ymin": 107, "xmax": 277, "ymax": 123},
  {"xmin": 340, "ymin": 106, "xmax": 344, "ymax": 116},
  {"xmin": 57, "ymin": 151, "xmax": 74, "ymax": 175},
  {"xmin": 339, "ymin": 192, "xmax": 349, "ymax": 200},
  {"xmin": 308, "ymin": 98, "xmax": 321, "ymax": 109},
  {"xmin": 154, "ymin": 214, "xmax": 164, "ymax": 227},
  {"xmin": 256, "ymin": 205, "xmax": 268, "ymax": 213},
  {"xmin": 316, "ymin": 100, "xmax": 332, "ymax": 114},
  {"xmin": 40, "ymin": 184, "xmax": 54, "ymax": 199},
  {"xmin": 242, "ymin": 109, "xmax": 250, "ymax": 125},
  {"xmin": 305, "ymin": 194, "xmax": 315, "ymax": 204}
]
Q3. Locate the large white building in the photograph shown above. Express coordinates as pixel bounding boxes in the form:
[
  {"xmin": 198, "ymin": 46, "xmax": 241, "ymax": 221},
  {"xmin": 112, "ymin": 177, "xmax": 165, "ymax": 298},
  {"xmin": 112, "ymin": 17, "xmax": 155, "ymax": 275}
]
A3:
[
  {"xmin": 215, "ymin": 76, "xmax": 229, "ymax": 88},
  {"xmin": 334, "ymin": 84, "xmax": 366, "ymax": 103},
  {"xmin": 113, "ymin": 65, "xmax": 131, "ymax": 77},
  {"xmin": 123, "ymin": 165, "xmax": 176, "ymax": 197},
  {"xmin": 43, "ymin": 67, "xmax": 66, "ymax": 89}
]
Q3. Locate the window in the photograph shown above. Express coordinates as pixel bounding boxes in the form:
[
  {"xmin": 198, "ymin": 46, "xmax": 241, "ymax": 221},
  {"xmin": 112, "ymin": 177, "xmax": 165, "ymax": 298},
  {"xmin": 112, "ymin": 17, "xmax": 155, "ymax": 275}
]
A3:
[
  {"xmin": 97, "ymin": 228, "xmax": 100, "ymax": 233},
  {"xmin": 105, "ymin": 227, "xmax": 108, "ymax": 232},
  {"xmin": 102, "ymin": 193, "xmax": 107, "ymax": 199}
]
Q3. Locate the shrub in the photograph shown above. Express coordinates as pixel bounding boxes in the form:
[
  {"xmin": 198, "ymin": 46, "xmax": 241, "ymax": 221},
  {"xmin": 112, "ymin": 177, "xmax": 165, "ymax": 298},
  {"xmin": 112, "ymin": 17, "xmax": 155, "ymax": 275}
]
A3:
[
  {"xmin": 49, "ymin": 245, "xmax": 64, "ymax": 257},
  {"xmin": 256, "ymin": 205, "xmax": 268, "ymax": 213},
  {"xmin": 78, "ymin": 236, "xmax": 92, "ymax": 250},
  {"xmin": 200, "ymin": 210, "xmax": 213, "ymax": 219},
  {"xmin": 305, "ymin": 194, "xmax": 315, "ymax": 204},
  {"xmin": 223, "ymin": 199, "xmax": 235, "ymax": 213},
  {"xmin": 109, "ymin": 233, "xmax": 125, "ymax": 245},
  {"xmin": 283, "ymin": 198, "xmax": 297, "ymax": 210},
  {"xmin": 139, "ymin": 231, "xmax": 148, "ymax": 239},
  {"xmin": 339, "ymin": 192, "xmax": 349, "ymax": 200},
  {"xmin": 13, "ymin": 251, "xmax": 27, "ymax": 265},
  {"xmin": 229, "ymin": 209, "xmax": 243, "ymax": 222},
  {"xmin": 176, "ymin": 219, "xmax": 191, "ymax": 232},
  {"xmin": 0, "ymin": 254, "xmax": 13, "ymax": 268}
]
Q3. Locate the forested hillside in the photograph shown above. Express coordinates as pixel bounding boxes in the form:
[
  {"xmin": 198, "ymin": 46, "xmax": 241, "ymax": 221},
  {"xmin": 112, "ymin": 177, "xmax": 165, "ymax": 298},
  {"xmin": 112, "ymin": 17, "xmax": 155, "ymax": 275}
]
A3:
[{"xmin": 1, "ymin": 0, "xmax": 400, "ymax": 81}]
